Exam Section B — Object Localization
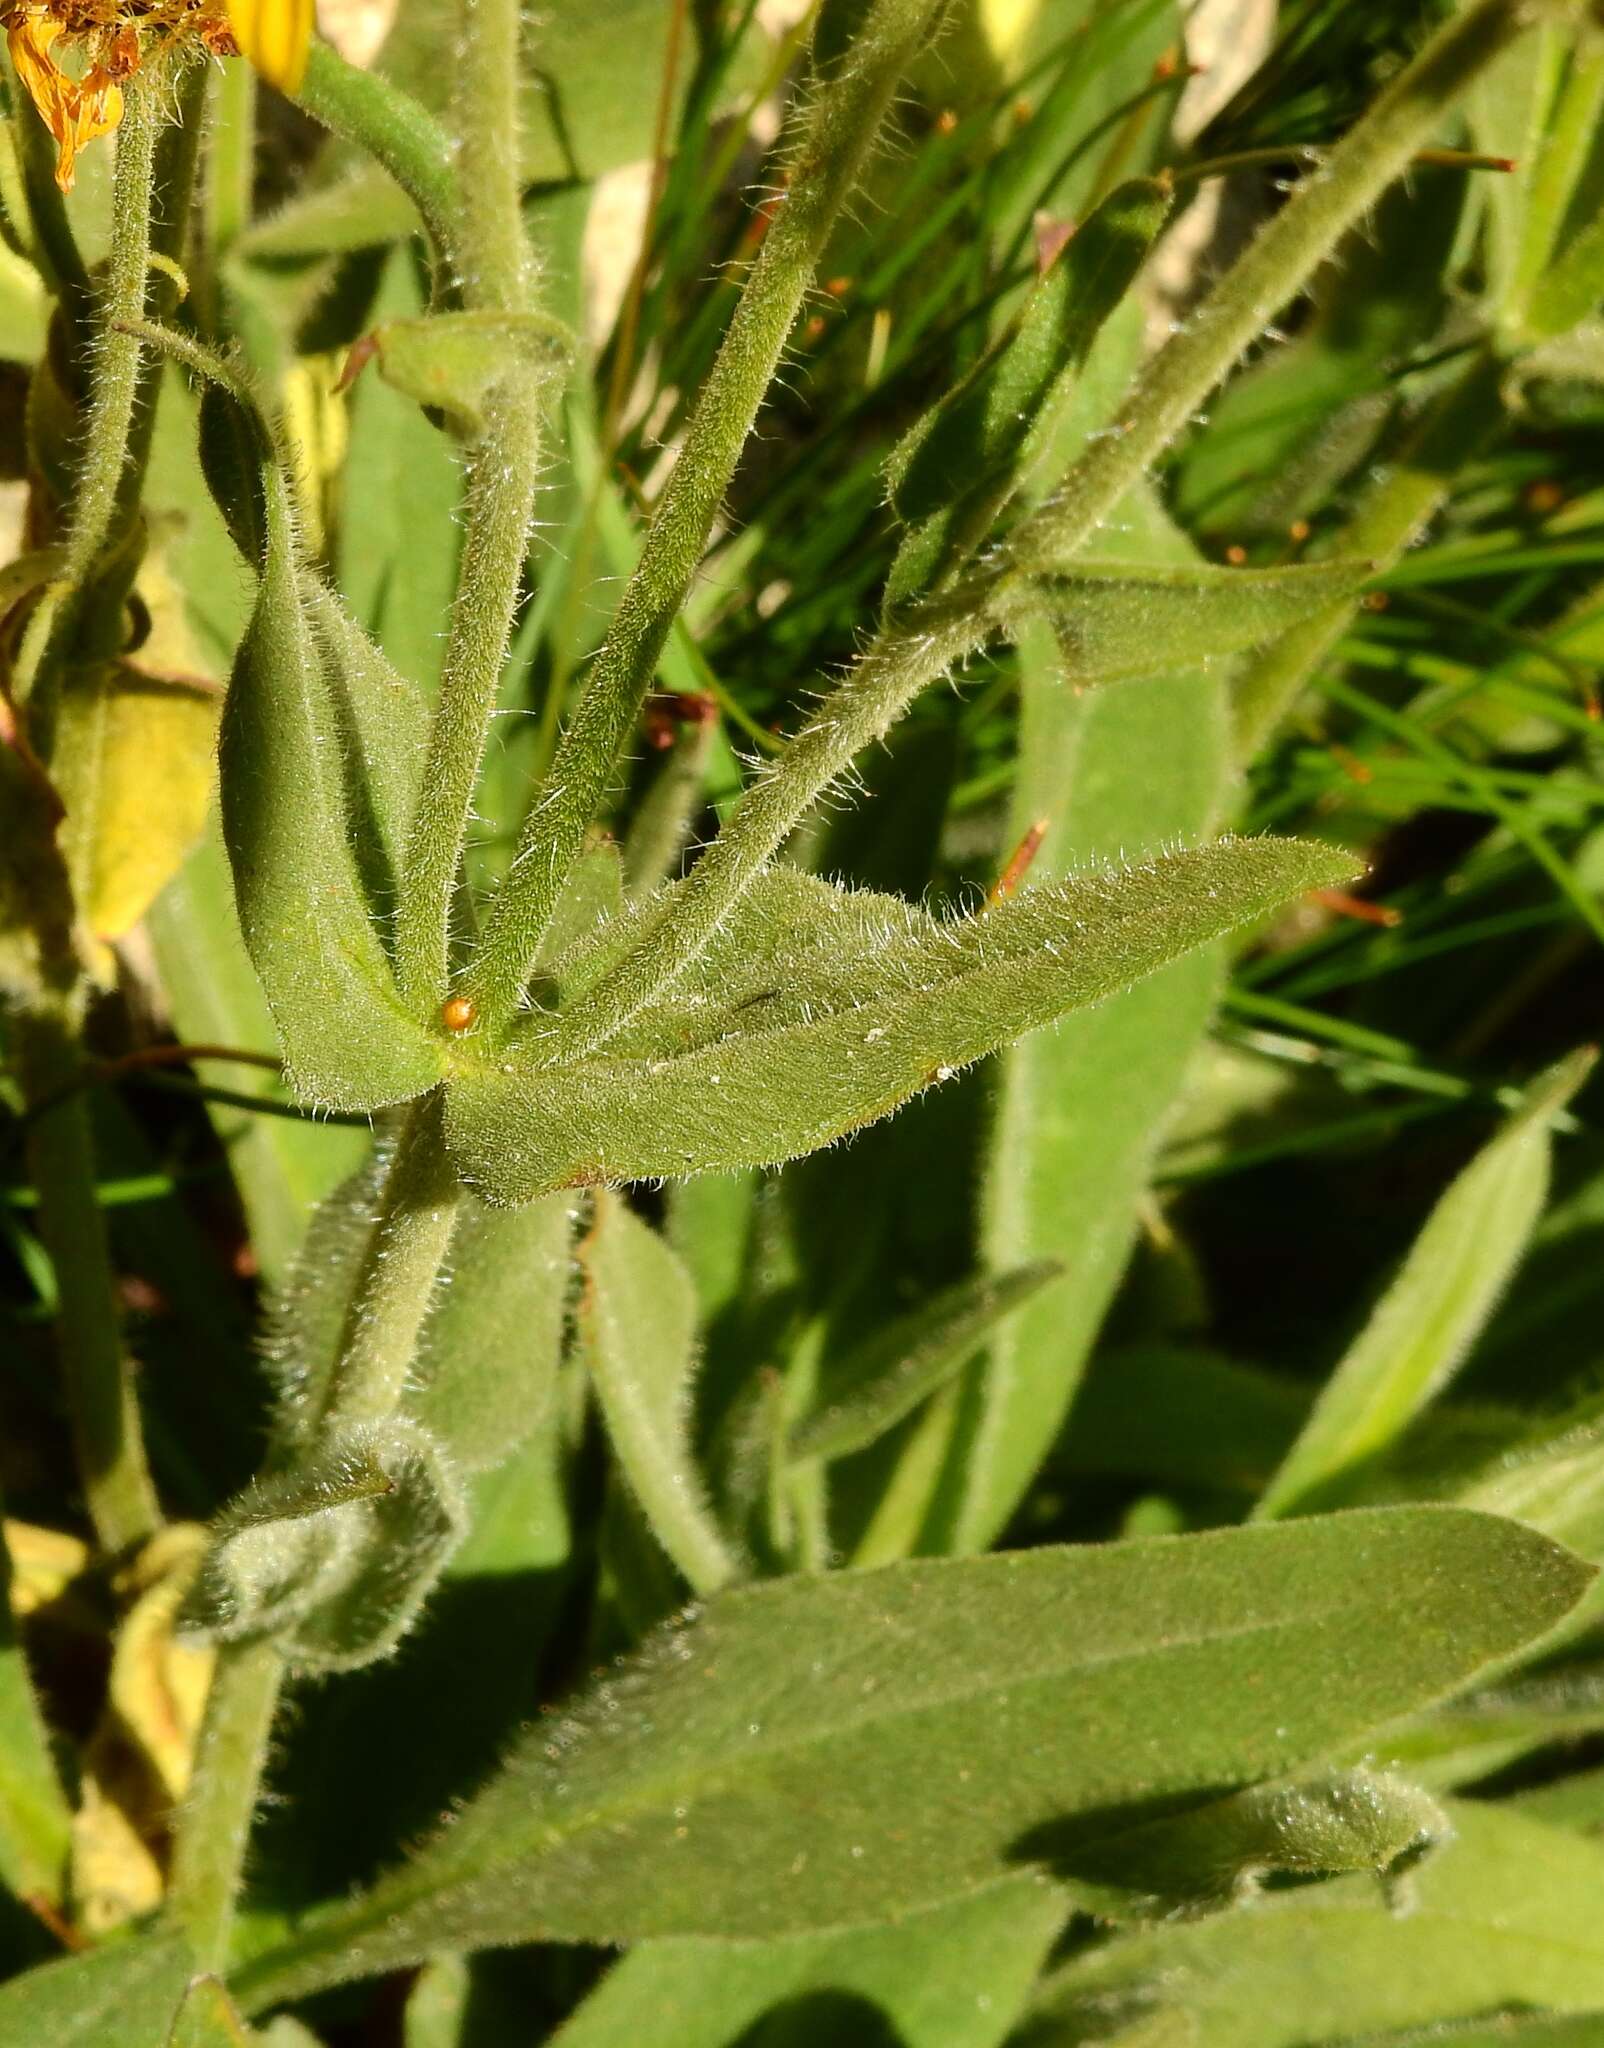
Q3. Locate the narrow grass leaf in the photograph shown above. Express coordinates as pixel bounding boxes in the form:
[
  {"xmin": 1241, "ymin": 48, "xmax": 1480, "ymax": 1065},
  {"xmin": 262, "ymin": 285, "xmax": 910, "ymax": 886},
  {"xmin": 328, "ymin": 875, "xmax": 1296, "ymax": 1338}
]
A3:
[
  {"xmin": 446, "ymin": 838, "xmax": 1351, "ymax": 1202},
  {"xmin": 1258, "ymin": 1050, "xmax": 1596, "ymax": 1518},
  {"xmin": 791, "ymin": 1262, "xmax": 1063, "ymax": 1463},
  {"xmin": 231, "ymin": 1509, "xmax": 1590, "ymax": 2002}
]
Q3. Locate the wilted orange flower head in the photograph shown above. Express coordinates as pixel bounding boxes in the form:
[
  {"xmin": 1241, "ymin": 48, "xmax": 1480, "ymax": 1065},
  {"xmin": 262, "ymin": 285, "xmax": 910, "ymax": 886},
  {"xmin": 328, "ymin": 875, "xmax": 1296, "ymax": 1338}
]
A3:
[{"xmin": 4, "ymin": 0, "xmax": 311, "ymax": 191}]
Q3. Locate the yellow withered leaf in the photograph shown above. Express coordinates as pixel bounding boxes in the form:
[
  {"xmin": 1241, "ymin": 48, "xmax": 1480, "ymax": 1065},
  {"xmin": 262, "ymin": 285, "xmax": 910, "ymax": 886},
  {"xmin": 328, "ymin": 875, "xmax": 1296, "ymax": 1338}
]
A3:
[
  {"xmin": 53, "ymin": 660, "xmax": 219, "ymax": 962},
  {"xmin": 70, "ymin": 1527, "xmax": 214, "ymax": 1935}
]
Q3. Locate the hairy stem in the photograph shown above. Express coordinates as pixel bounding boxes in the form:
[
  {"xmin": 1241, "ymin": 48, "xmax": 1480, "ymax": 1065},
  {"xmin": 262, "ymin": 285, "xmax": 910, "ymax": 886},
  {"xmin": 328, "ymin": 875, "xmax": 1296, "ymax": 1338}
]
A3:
[
  {"xmin": 16, "ymin": 1004, "xmax": 160, "ymax": 1556},
  {"xmin": 316, "ymin": 1100, "xmax": 461, "ymax": 1432},
  {"xmin": 1016, "ymin": 0, "xmax": 1540, "ymax": 569},
  {"xmin": 59, "ymin": 73, "xmax": 161, "ymax": 589},
  {"xmin": 392, "ymin": 0, "xmax": 539, "ymax": 1012},
  {"xmin": 294, "ymin": 41, "xmax": 460, "ymax": 274},
  {"xmin": 167, "ymin": 1637, "xmax": 283, "ymax": 1971},
  {"xmin": 463, "ymin": 0, "xmax": 949, "ymax": 1028},
  {"xmin": 170, "ymin": 1105, "xmax": 458, "ymax": 1956},
  {"xmin": 473, "ymin": 0, "xmax": 1529, "ymax": 1046},
  {"xmin": 19, "ymin": 56, "xmax": 207, "ymax": 733},
  {"xmin": 550, "ymin": 601, "xmax": 992, "ymax": 1059}
]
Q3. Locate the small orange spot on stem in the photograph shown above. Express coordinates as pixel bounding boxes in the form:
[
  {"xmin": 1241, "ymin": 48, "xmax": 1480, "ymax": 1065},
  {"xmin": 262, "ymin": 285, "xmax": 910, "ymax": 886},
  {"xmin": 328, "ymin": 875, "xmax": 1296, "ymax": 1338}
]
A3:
[{"xmin": 442, "ymin": 996, "xmax": 477, "ymax": 1034}]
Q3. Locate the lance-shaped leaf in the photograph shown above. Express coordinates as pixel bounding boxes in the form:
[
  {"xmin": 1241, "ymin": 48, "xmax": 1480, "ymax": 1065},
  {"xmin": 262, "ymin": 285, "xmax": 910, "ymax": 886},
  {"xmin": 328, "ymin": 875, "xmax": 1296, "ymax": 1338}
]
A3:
[
  {"xmin": 791, "ymin": 1261, "xmax": 1063, "ymax": 1464},
  {"xmin": 231, "ymin": 1509, "xmax": 1589, "ymax": 2004},
  {"xmin": 302, "ymin": 580, "xmax": 429, "ymax": 909},
  {"xmin": 581, "ymin": 1194, "xmax": 738, "ymax": 1596},
  {"xmin": 1258, "ymin": 1050, "xmax": 1594, "ymax": 1519},
  {"xmin": 990, "ymin": 557, "xmax": 1375, "ymax": 684},
  {"xmin": 446, "ymin": 837, "xmax": 1353, "ymax": 1203},
  {"xmin": 926, "ymin": 482, "xmax": 1234, "ymax": 1558},
  {"xmin": 182, "ymin": 1420, "xmax": 464, "ymax": 1672},
  {"xmin": 1529, "ymin": 207, "xmax": 1604, "ymax": 341},
  {"xmin": 884, "ymin": 178, "xmax": 1170, "ymax": 606},
  {"xmin": 202, "ymin": 365, "xmax": 441, "ymax": 1111},
  {"xmin": 0, "ymin": 1932, "xmax": 192, "ymax": 2048}
]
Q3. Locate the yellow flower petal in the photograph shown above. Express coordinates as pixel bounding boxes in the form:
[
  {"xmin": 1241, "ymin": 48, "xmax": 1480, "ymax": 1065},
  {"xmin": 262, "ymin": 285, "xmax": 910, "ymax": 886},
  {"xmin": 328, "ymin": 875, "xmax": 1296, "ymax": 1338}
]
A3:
[{"xmin": 226, "ymin": 0, "xmax": 313, "ymax": 94}]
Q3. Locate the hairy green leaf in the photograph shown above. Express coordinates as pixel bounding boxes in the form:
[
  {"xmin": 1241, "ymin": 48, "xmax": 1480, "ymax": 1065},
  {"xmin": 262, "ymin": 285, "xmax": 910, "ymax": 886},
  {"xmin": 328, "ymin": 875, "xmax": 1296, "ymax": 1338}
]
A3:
[
  {"xmin": 183, "ymin": 1420, "xmax": 465, "ymax": 1672},
  {"xmin": 231, "ymin": 1509, "xmax": 1589, "ymax": 2003},
  {"xmin": 410, "ymin": 1192, "xmax": 574, "ymax": 1474},
  {"xmin": 219, "ymin": 454, "xmax": 442, "ymax": 1110},
  {"xmin": 0, "ymin": 1933, "xmax": 191, "ymax": 2048},
  {"xmin": 924, "ymin": 474, "xmax": 1235, "ymax": 1554},
  {"xmin": 1529, "ymin": 207, "xmax": 1604, "ymax": 339},
  {"xmin": 446, "ymin": 838, "xmax": 1351, "ymax": 1202},
  {"xmin": 1259, "ymin": 1051, "xmax": 1594, "ymax": 1518},
  {"xmin": 301, "ymin": 579, "xmax": 430, "ymax": 912},
  {"xmin": 580, "ymin": 1194, "xmax": 738, "ymax": 1595},
  {"xmin": 365, "ymin": 310, "xmax": 572, "ymax": 438},
  {"xmin": 993, "ymin": 557, "xmax": 1375, "ymax": 683},
  {"xmin": 1064, "ymin": 1769, "xmax": 1448, "ymax": 1920}
]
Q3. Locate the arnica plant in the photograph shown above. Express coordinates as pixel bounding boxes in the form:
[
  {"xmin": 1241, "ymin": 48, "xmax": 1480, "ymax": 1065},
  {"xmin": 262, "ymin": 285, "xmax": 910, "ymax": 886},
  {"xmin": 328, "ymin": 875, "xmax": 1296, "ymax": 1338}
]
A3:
[{"xmin": 4, "ymin": 1, "xmax": 1604, "ymax": 2043}]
